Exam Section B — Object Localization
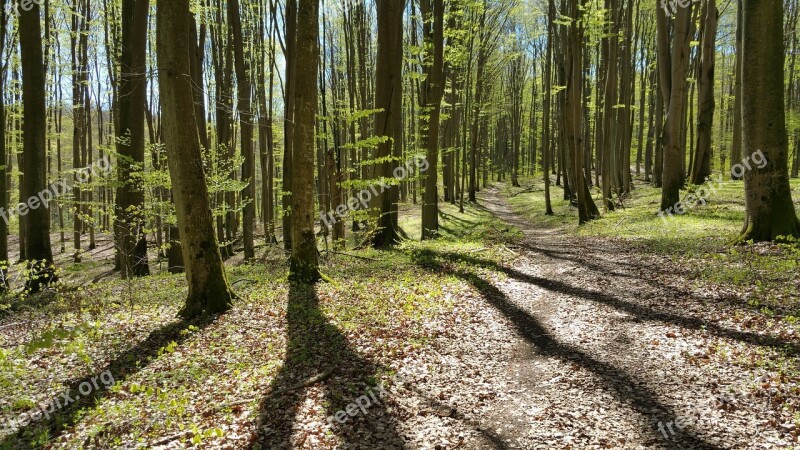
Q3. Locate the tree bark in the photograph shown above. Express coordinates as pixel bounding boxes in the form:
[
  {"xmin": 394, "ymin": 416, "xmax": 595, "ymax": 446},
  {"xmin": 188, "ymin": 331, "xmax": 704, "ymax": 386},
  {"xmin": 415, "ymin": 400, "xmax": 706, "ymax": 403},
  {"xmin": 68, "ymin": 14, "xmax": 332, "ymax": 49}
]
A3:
[
  {"xmin": 690, "ymin": 0, "xmax": 718, "ymax": 185},
  {"xmin": 421, "ymin": 0, "xmax": 445, "ymax": 240},
  {"xmin": 289, "ymin": 0, "xmax": 321, "ymax": 281},
  {"xmin": 371, "ymin": 0, "xmax": 404, "ymax": 247},
  {"xmin": 157, "ymin": 0, "xmax": 236, "ymax": 317},
  {"xmin": 659, "ymin": 3, "xmax": 692, "ymax": 211},
  {"xmin": 738, "ymin": 0, "xmax": 800, "ymax": 241},
  {"xmin": 115, "ymin": 0, "xmax": 151, "ymax": 277},
  {"xmin": 19, "ymin": 0, "xmax": 56, "ymax": 291},
  {"xmin": 228, "ymin": 0, "xmax": 256, "ymax": 260}
]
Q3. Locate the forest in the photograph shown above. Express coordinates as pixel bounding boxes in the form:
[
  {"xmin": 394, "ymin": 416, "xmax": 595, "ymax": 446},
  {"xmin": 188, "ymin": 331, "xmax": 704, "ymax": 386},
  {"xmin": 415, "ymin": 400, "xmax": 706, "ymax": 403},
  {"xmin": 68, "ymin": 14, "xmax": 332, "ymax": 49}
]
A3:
[{"xmin": 0, "ymin": 0, "xmax": 799, "ymax": 448}]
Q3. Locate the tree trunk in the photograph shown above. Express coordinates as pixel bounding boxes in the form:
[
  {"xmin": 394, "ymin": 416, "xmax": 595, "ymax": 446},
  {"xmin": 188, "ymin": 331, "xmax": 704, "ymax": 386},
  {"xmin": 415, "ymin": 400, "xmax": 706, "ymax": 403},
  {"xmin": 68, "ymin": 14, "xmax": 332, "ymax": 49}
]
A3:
[
  {"xmin": 0, "ymin": 4, "xmax": 7, "ymax": 291},
  {"xmin": 371, "ymin": 0, "xmax": 404, "ymax": 247},
  {"xmin": 730, "ymin": 0, "xmax": 743, "ymax": 179},
  {"xmin": 565, "ymin": 0, "xmax": 599, "ymax": 224},
  {"xmin": 542, "ymin": 0, "xmax": 555, "ymax": 215},
  {"xmin": 228, "ymin": 0, "xmax": 256, "ymax": 260},
  {"xmin": 738, "ymin": 0, "xmax": 800, "ymax": 241},
  {"xmin": 157, "ymin": 0, "xmax": 236, "ymax": 317},
  {"xmin": 690, "ymin": 0, "xmax": 718, "ymax": 185},
  {"xmin": 282, "ymin": 0, "xmax": 297, "ymax": 250},
  {"xmin": 659, "ymin": 3, "xmax": 692, "ymax": 211},
  {"xmin": 115, "ymin": 0, "xmax": 151, "ymax": 277},
  {"xmin": 421, "ymin": 0, "xmax": 445, "ymax": 240},
  {"xmin": 289, "ymin": 0, "xmax": 321, "ymax": 281},
  {"xmin": 19, "ymin": 0, "xmax": 56, "ymax": 292}
]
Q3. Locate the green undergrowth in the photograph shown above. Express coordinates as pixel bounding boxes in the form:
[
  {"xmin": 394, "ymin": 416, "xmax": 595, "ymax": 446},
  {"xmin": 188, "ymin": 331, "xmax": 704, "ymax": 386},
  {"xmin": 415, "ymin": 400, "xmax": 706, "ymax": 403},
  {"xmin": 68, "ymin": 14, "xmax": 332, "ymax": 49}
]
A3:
[{"xmin": 0, "ymin": 199, "xmax": 519, "ymax": 449}]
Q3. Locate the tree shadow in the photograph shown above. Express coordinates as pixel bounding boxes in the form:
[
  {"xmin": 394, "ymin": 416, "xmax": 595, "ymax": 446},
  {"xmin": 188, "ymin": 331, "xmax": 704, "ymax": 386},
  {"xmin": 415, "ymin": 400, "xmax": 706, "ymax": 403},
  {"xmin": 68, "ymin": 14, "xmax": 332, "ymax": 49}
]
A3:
[
  {"xmin": 0, "ymin": 314, "xmax": 219, "ymax": 448},
  {"xmin": 251, "ymin": 282, "xmax": 405, "ymax": 450},
  {"xmin": 421, "ymin": 249, "xmax": 799, "ymax": 355},
  {"xmin": 408, "ymin": 248, "xmax": 733, "ymax": 449}
]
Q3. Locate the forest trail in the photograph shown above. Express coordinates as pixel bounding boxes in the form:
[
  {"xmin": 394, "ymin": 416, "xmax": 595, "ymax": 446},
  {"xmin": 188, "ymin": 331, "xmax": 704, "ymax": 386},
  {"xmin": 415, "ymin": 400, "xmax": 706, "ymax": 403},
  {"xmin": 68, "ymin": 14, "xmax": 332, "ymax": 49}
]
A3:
[{"xmin": 424, "ymin": 186, "xmax": 789, "ymax": 450}]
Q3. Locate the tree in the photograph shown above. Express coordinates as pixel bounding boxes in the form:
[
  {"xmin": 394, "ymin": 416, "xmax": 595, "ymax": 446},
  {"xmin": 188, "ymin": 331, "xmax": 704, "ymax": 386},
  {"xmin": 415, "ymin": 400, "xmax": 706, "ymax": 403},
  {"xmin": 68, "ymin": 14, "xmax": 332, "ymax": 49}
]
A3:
[
  {"xmin": 658, "ymin": 0, "xmax": 693, "ymax": 211},
  {"xmin": 228, "ymin": 0, "xmax": 256, "ymax": 260},
  {"xmin": 738, "ymin": 0, "xmax": 800, "ymax": 241},
  {"xmin": 690, "ymin": 0, "xmax": 718, "ymax": 185},
  {"xmin": 115, "ymin": 0, "xmax": 151, "ymax": 277},
  {"xmin": 282, "ymin": 0, "xmax": 297, "ymax": 250},
  {"xmin": 564, "ymin": 0, "xmax": 599, "ymax": 224},
  {"xmin": 541, "ymin": 0, "xmax": 555, "ymax": 216},
  {"xmin": 371, "ymin": 0, "xmax": 404, "ymax": 247},
  {"xmin": 157, "ymin": 0, "xmax": 236, "ymax": 317},
  {"xmin": 420, "ymin": 0, "xmax": 445, "ymax": 240},
  {"xmin": 0, "ymin": 0, "xmax": 7, "ymax": 291},
  {"xmin": 289, "ymin": 0, "xmax": 321, "ymax": 281},
  {"xmin": 19, "ymin": 0, "xmax": 56, "ymax": 292}
]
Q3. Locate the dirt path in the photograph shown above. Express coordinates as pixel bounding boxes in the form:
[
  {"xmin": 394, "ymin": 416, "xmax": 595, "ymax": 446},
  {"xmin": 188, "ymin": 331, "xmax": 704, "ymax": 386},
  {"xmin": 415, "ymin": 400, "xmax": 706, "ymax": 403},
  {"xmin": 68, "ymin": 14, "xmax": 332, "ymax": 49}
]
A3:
[{"xmin": 415, "ymin": 186, "xmax": 791, "ymax": 449}]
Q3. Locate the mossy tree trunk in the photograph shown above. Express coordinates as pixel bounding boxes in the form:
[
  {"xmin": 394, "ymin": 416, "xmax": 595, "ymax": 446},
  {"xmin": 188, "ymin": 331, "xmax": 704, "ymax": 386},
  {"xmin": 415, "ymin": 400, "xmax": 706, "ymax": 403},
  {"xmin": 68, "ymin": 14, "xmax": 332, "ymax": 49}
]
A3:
[{"xmin": 157, "ymin": 0, "xmax": 236, "ymax": 317}]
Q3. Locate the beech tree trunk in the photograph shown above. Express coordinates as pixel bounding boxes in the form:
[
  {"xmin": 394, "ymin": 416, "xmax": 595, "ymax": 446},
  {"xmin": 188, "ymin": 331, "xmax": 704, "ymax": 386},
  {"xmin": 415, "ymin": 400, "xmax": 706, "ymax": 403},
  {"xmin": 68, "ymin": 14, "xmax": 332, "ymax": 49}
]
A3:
[
  {"xmin": 0, "ymin": 3, "xmax": 7, "ymax": 291},
  {"xmin": 659, "ymin": 3, "xmax": 693, "ymax": 211},
  {"xmin": 228, "ymin": 0, "xmax": 256, "ymax": 260},
  {"xmin": 114, "ymin": 0, "xmax": 151, "ymax": 277},
  {"xmin": 19, "ymin": 0, "xmax": 56, "ymax": 292},
  {"xmin": 157, "ymin": 0, "xmax": 236, "ymax": 317},
  {"xmin": 372, "ymin": 0, "xmax": 404, "ymax": 247},
  {"xmin": 289, "ymin": 0, "xmax": 321, "ymax": 281},
  {"xmin": 690, "ymin": 0, "xmax": 718, "ymax": 185},
  {"xmin": 738, "ymin": 0, "xmax": 800, "ymax": 241},
  {"xmin": 420, "ymin": 0, "xmax": 445, "ymax": 240}
]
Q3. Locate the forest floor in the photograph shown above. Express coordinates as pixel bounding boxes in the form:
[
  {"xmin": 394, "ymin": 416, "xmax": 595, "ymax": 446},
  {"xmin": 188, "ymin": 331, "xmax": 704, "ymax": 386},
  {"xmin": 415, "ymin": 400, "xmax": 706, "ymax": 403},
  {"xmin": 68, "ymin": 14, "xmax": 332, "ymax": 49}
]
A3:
[{"xmin": 0, "ymin": 176, "xmax": 798, "ymax": 449}]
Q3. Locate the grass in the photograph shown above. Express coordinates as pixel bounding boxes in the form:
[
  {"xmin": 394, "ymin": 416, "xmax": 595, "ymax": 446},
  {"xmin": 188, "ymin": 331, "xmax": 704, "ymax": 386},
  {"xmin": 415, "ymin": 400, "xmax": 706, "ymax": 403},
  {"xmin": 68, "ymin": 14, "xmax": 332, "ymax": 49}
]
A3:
[{"xmin": 0, "ymin": 197, "xmax": 519, "ymax": 449}]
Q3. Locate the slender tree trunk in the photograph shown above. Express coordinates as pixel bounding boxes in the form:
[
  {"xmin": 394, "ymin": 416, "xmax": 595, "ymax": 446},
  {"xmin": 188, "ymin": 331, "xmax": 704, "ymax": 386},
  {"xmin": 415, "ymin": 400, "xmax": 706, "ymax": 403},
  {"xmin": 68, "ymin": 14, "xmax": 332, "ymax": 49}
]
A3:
[
  {"xmin": 289, "ymin": 0, "xmax": 321, "ymax": 281},
  {"xmin": 731, "ymin": 0, "xmax": 743, "ymax": 179},
  {"xmin": 421, "ymin": 0, "xmax": 445, "ymax": 240},
  {"xmin": 659, "ymin": 3, "xmax": 693, "ymax": 211},
  {"xmin": 542, "ymin": 0, "xmax": 555, "ymax": 215},
  {"xmin": 565, "ymin": 0, "xmax": 599, "ymax": 224},
  {"xmin": 282, "ymin": 0, "xmax": 297, "ymax": 250},
  {"xmin": 0, "ymin": 4, "xmax": 7, "ymax": 291},
  {"xmin": 690, "ymin": 0, "xmax": 718, "ymax": 185},
  {"xmin": 228, "ymin": 0, "xmax": 256, "ymax": 260}
]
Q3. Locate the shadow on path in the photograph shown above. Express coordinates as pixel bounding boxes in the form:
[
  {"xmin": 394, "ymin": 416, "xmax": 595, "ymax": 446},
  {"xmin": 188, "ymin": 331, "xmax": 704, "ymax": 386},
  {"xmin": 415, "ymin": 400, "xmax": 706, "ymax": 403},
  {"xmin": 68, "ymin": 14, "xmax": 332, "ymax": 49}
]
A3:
[
  {"xmin": 410, "ymin": 248, "xmax": 727, "ymax": 449},
  {"xmin": 251, "ymin": 282, "xmax": 405, "ymax": 450}
]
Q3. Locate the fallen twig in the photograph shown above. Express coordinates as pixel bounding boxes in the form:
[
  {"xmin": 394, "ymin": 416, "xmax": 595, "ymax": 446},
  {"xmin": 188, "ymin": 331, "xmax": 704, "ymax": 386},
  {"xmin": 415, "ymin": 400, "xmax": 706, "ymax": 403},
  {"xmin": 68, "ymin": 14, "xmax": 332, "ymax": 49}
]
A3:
[
  {"xmin": 270, "ymin": 367, "xmax": 336, "ymax": 395},
  {"xmin": 150, "ymin": 430, "xmax": 191, "ymax": 447}
]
